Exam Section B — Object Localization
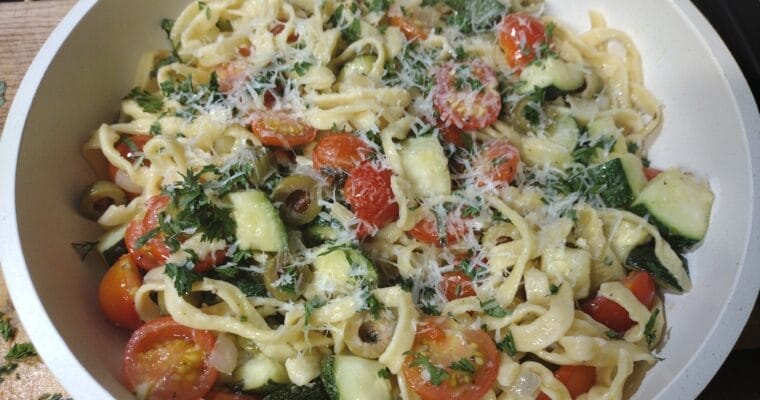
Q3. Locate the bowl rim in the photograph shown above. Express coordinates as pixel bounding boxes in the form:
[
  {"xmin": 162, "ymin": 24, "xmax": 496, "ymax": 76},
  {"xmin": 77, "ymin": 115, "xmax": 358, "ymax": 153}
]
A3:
[{"xmin": 0, "ymin": 0, "xmax": 758, "ymax": 399}]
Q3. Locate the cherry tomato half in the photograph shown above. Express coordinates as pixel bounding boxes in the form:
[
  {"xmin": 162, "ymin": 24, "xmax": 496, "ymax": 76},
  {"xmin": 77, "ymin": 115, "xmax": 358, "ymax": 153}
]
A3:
[
  {"xmin": 250, "ymin": 113, "xmax": 317, "ymax": 148},
  {"xmin": 125, "ymin": 195, "xmax": 172, "ymax": 271},
  {"xmin": 312, "ymin": 133, "xmax": 373, "ymax": 174},
  {"xmin": 205, "ymin": 391, "xmax": 262, "ymax": 400},
  {"xmin": 402, "ymin": 317, "xmax": 499, "ymax": 400},
  {"xmin": 477, "ymin": 140, "xmax": 521, "ymax": 186},
  {"xmin": 498, "ymin": 13, "xmax": 547, "ymax": 71},
  {"xmin": 409, "ymin": 216, "xmax": 468, "ymax": 247},
  {"xmin": 108, "ymin": 135, "xmax": 151, "ymax": 195},
  {"xmin": 580, "ymin": 271, "xmax": 656, "ymax": 332},
  {"xmin": 643, "ymin": 167, "xmax": 662, "ymax": 181},
  {"xmin": 440, "ymin": 271, "xmax": 477, "ymax": 301},
  {"xmin": 433, "ymin": 60, "xmax": 502, "ymax": 131},
  {"xmin": 122, "ymin": 317, "xmax": 218, "ymax": 400},
  {"xmin": 537, "ymin": 365, "xmax": 596, "ymax": 400},
  {"xmin": 99, "ymin": 254, "xmax": 143, "ymax": 330},
  {"xmin": 342, "ymin": 162, "xmax": 399, "ymax": 237}
]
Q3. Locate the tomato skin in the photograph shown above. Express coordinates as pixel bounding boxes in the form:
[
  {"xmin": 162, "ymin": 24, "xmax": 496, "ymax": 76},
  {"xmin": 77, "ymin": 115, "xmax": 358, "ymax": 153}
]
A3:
[
  {"xmin": 441, "ymin": 271, "xmax": 476, "ymax": 301},
  {"xmin": 409, "ymin": 217, "xmax": 467, "ymax": 247},
  {"xmin": 343, "ymin": 162, "xmax": 399, "ymax": 237},
  {"xmin": 99, "ymin": 255, "xmax": 143, "ymax": 330},
  {"xmin": 125, "ymin": 195, "xmax": 172, "ymax": 271},
  {"xmin": 433, "ymin": 60, "xmax": 502, "ymax": 131},
  {"xmin": 537, "ymin": 365, "xmax": 596, "ymax": 400},
  {"xmin": 498, "ymin": 13, "xmax": 546, "ymax": 71},
  {"xmin": 250, "ymin": 113, "xmax": 317, "ymax": 148},
  {"xmin": 108, "ymin": 135, "xmax": 152, "ymax": 194},
  {"xmin": 122, "ymin": 317, "xmax": 218, "ymax": 400},
  {"xmin": 388, "ymin": 15, "xmax": 428, "ymax": 41},
  {"xmin": 643, "ymin": 167, "xmax": 662, "ymax": 181},
  {"xmin": 205, "ymin": 391, "xmax": 261, "ymax": 400},
  {"xmin": 622, "ymin": 271, "xmax": 656, "ymax": 309},
  {"xmin": 478, "ymin": 140, "xmax": 521, "ymax": 186},
  {"xmin": 194, "ymin": 250, "xmax": 227, "ymax": 274},
  {"xmin": 581, "ymin": 271, "xmax": 656, "ymax": 332},
  {"xmin": 403, "ymin": 317, "xmax": 499, "ymax": 400},
  {"xmin": 440, "ymin": 126, "xmax": 472, "ymax": 149},
  {"xmin": 312, "ymin": 133, "xmax": 373, "ymax": 174}
]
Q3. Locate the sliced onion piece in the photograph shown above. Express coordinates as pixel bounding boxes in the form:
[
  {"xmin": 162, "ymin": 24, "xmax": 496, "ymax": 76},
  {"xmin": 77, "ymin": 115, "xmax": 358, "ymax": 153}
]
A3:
[{"xmin": 207, "ymin": 333, "xmax": 238, "ymax": 374}]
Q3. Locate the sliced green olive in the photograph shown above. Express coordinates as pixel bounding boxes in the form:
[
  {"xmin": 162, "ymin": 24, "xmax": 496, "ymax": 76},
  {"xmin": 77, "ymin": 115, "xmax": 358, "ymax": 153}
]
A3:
[
  {"xmin": 80, "ymin": 180, "xmax": 127, "ymax": 220},
  {"xmin": 511, "ymin": 97, "xmax": 540, "ymax": 133},
  {"xmin": 246, "ymin": 150, "xmax": 276, "ymax": 186},
  {"xmin": 344, "ymin": 311, "xmax": 396, "ymax": 359},
  {"xmin": 263, "ymin": 257, "xmax": 313, "ymax": 301},
  {"xmin": 271, "ymin": 175, "xmax": 320, "ymax": 225}
]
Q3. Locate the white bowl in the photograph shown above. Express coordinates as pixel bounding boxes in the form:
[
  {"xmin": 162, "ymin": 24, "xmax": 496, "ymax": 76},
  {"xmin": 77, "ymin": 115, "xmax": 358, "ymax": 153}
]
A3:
[{"xmin": 0, "ymin": 0, "xmax": 758, "ymax": 399}]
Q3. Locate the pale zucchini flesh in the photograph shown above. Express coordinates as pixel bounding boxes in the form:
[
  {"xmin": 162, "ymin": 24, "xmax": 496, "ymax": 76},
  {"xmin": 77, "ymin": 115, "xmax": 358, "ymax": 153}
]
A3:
[
  {"xmin": 321, "ymin": 355, "xmax": 392, "ymax": 400},
  {"xmin": 400, "ymin": 136, "xmax": 451, "ymax": 197},
  {"xmin": 229, "ymin": 189, "xmax": 288, "ymax": 252}
]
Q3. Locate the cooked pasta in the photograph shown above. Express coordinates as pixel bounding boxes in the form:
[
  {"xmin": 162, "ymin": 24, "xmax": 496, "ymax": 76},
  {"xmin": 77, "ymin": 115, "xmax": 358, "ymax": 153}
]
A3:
[{"xmin": 81, "ymin": 1, "xmax": 714, "ymax": 399}]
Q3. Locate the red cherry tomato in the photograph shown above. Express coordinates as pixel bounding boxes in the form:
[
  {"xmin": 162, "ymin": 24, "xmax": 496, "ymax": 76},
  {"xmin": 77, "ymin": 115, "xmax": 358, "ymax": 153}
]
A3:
[
  {"xmin": 108, "ymin": 135, "xmax": 152, "ymax": 194},
  {"xmin": 250, "ymin": 113, "xmax": 317, "ymax": 148},
  {"xmin": 440, "ymin": 126, "xmax": 472, "ymax": 149},
  {"xmin": 402, "ymin": 317, "xmax": 499, "ymax": 400},
  {"xmin": 388, "ymin": 15, "xmax": 428, "ymax": 41},
  {"xmin": 537, "ymin": 365, "xmax": 596, "ymax": 400},
  {"xmin": 441, "ymin": 271, "xmax": 477, "ymax": 301},
  {"xmin": 409, "ymin": 216, "xmax": 468, "ymax": 247},
  {"xmin": 270, "ymin": 22, "xmax": 299, "ymax": 43},
  {"xmin": 498, "ymin": 13, "xmax": 547, "ymax": 71},
  {"xmin": 99, "ymin": 255, "xmax": 143, "ymax": 330},
  {"xmin": 205, "ymin": 391, "xmax": 262, "ymax": 400},
  {"xmin": 477, "ymin": 140, "xmax": 521, "ymax": 186},
  {"xmin": 581, "ymin": 271, "xmax": 656, "ymax": 332},
  {"xmin": 125, "ymin": 195, "xmax": 172, "ymax": 271},
  {"xmin": 312, "ymin": 133, "xmax": 373, "ymax": 174},
  {"xmin": 433, "ymin": 60, "xmax": 502, "ymax": 131},
  {"xmin": 122, "ymin": 317, "xmax": 218, "ymax": 400},
  {"xmin": 194, "ymin": 249, "xmax": 228, "ymax": 273},
  {"xmin": 643, "ymin": 167, "xmax": 662, "ymax": 181},
  {"xmin": 342, "ymin": 162, "xmax": 399, "ymax": 237}
]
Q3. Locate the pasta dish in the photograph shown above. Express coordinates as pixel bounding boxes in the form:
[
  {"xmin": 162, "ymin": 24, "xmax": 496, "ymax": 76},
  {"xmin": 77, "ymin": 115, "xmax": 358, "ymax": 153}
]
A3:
[{"xmin": 78, "ymin": 0, "xmax": 714, "ymax": 399}]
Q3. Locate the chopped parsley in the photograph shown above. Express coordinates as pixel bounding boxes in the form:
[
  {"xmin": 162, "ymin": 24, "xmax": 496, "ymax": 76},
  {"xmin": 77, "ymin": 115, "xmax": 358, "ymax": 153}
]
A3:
[
  {"xmin": 0, "ymin": 362, "xmax": 17, "ymax": 383},
  {"xmin": 443, "ymin": 0, "xmax": 505, "ymax": 34},
  {"xmin": 134, "ymin": 227, "xmax": 160, "ymax": 249},
  {"xmin": 449, "ymin": 357, "xmax": 475, "ymax": 374},
  {"xmin": 5, "ymin": 342, "xmax": 36, "ymax": 361},
  {"xmin": 480, "ymin": 299, "xmax": 512, "ymax": 318},
  {"xmin": 70, "ymin": 241, "xmax": 99, "ymax": 261},
  {"xmin": 359, "ymin": 290, "xmax": 384, "ymax": 319},
  {"xmin": 418, "ymin": 286, "xmax": 441, "ymax": 316},
  {"xmin": 0, "ymin": 81, "xmax": 6, "ymax": 107},
  {"xmin": 39, "ymin": 394, "xmax": 73, "ymax": 400},
  {"xmin": 549, "ymin": 283, "xmax": 561, "ymax": 295},
  {"xmin": 293, "ymin": 61, "xmax": 312, "ymax": 76},
  {"xmin": 377, "ymin": 367, "xmax": 391, "ymax": 379},
  {"xmin": 605, "ymin": 330, "xmax": 623, "ymax": 340},
  {"xmin": 496, "ymin": 330, "xmax": 517, "ymax": 357},
  {"xmin": 627, "ymin": 141, "xmax": 640, "ymax": 154},
  {"xmin": 304, "ymin": 297, "xmax": 326, "ymax": 325},
  {"xmin": 0, "ymin": 312, "xmax": 15, "ymax": 342},
  {"xmin": 644, "ymin": 308, "xmax": 660, "ymax": 346},
  {"xmin": 572, "ymin": 135, "xmax": 617, "ymax": 165},
  {"xmin": 368, "ymin": 0, "xmax": 391, "ymax": 12},
  {"xmin": 408, "ymin": 352, "xmax": 450, "ymax": 385},
  {"xmin": 150, "ymin": 119, "xmax": 162, "ymax": 136},
  {"xmin": 125, "ymin": 87, "xmax": 164, "ymax": 113},
  {"xmin": 165, "ymin": 262, "xmax": 202, "ymax": 296}
]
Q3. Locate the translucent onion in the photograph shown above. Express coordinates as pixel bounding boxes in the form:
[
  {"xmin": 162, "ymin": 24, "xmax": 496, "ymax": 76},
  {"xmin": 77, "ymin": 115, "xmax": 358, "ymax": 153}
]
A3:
[
  {"xmin": 208, "ymin": 333, "xmax": 238, "ymax": 374},
  {"xmin": 511, "ymin": 369, "xmax": 541, "ymax": 399},
  {"xmin": 114, "ymin": 169, "xmax": 143, "ymax": 194}
]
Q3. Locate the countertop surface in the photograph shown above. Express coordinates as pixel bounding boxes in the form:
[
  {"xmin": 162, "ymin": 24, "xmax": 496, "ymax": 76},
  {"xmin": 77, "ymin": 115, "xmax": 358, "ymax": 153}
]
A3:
[{"xmin": 0, "ymin": 1, "xmax": 757, "ymax": 399}]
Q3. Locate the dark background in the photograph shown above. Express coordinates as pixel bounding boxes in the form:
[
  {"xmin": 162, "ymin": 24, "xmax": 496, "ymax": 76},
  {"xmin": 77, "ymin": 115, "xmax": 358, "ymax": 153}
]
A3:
[{"xmin": 692, "ymin": 1, "xmax": 759, "ymax": 399}]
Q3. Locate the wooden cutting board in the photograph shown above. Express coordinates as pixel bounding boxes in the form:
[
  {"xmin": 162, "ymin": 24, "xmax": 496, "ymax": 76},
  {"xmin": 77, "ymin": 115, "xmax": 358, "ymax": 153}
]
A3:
[{"xmin": 0, "ymin": 1, "xmax": 757, "ymax": 400}]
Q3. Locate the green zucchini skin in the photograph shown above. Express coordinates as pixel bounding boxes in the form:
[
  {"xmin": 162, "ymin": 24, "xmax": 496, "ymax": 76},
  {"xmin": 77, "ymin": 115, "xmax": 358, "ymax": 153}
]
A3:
[
  {"xmin": 587, "ymin": 158, "xmax": 635, "ymax": 209},
  {"xmin": 320, "ymin": 356, "xmax": 340, "ymax": 400},
  {"xmin": 96, "ymin": 224, "xmax": 129, "ymax": 266},
  {"xmin": 262, "ymin": 381, "xmax": 330, "ymax": 400},
  {"xmin": 625, "ymin": 241, "xmax": 687, "ymax": 292},
  {"xmin": 629, "ymin": 204, "xmax": 698, "ymax": 252}
]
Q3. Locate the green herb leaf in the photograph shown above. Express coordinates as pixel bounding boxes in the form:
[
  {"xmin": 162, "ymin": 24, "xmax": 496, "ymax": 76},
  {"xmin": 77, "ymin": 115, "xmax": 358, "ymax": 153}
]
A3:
[
  {"xmin": 481, "ymin": 299, "xmax": 512, "ymax": 318},
  {"xmin": 293, "ymin": 61, "xmax": 312, "ymax": 76},
  {"xmin": 605, "ymin": 330, "xmax": 623, "ymax": 340},
  {"xmin": 419, "ymin": 286, "xmax": 441, "ymax": 316},
  {"xmin": 125, "ymin": 87, "xmax": 164, "ymax": 113},
  {"xmin": 164, "ymin": 263, "xmax": 202, "ymax": 296},
  {"xmin": 449, "ymin": 357, "xmax": 475, "ymax": 374},
  {"xmin": 377, "ymin": 367, "xmax": 391, "ymax": 379},
  {"xmin": 5, "ymin": 342, "xmax": 36, "ymax": 361},
  {"xmin": 150, "ymin": 120, "xmax": 162, "ymax": 136},
  {"xmin": 409, "ymin": 352, "xmax": 450, "ymax": 385},
  {"xmin": 369, "ymin": 0, "xmax": 391, "ymax": 12},
  {"xmin": 549, "ymin": 283, "xmax": 561, "ymax": 295},
  {"xmin": 496, "ymin": 330, "xmax": 517, "ymax": 356},
  {"xmin": 70, "ymin": 241, "xmax": 99, "ymax": 261},
  {"xmin": 0, "ymin": 313, "xmax": 15, "ymax": 342},
  {"xmin": 0, "ymin": 362, "xmax": 18, "ymax": 383},
  {"xmin": 342, "ymin": 19, "xmax": 361, "ymax": 43},
  {"xmin": 304, "ymin": 297, "xmax": 326, "ymax": 325},
  {"xmin": 134, "ymin": 227, "xmax": 160, "ymax": 249},
  {"xmin": 0, "ymin": 81, "xmax": 6, "ymax": 107},
  {"xmin": 644, "ymin": 308, "xmax": 660, "ymax": 346},
  {"xmin": 38, "ymin": 394, "xmax": 73, "ymax": 400}
]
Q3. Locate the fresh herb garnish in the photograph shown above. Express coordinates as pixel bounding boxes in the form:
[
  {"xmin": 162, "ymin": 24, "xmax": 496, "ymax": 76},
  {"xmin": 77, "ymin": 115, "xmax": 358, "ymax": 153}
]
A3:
[
  {"xmin": 5, "ymin": 342, "xmax": 36, "ymax": 361},
  {"xmin": 418, "ymin": 286, "xmax": 441, "ymax": 316},
  {"xmin": 409, "ymin": 352, "xmax": 450, "ymax": 385},
  {"xmin": 293, "ymin": 61, "xmax": 312, "ymax": 76},
  {"xmin": 164, "ymin": 262, "xmax": 202, "ymax": 296},
  {"xmin": 304, "ymin": 297, "xmax": 326, "ymax": 325},
  {"xmin": 369, "ymin": 0, "xmax": 391, "ymax": 12},
  {"xmin": 70, "ymin": 241, "xmax": 99, "ymax": 261},
  {"xmin": 0, "ymin": 362, "xmax": 17, "ymax": 383},
  {"xmin": 449, "ymin": 357, "xmax": 475, "ymax": 374},
  {"xmin": 549, "ymin": 283, "xmax": 561, "ymax": 295},
  {"xmin": 496, "ymin": 330, "xmax": 517, "ymax": 356},
  {"xmin": 377, "ymin": 367, "xmax": 391, "ymax": 379},
  {"xmin": 150, "ymin": 119, "xmax": 162, "ymax": 136},
  {"xmin": 605, "ymin": 330, "xmax": 623, "ymax": 340},
  {"xmin": 0, "ymin": 312, "xmax": 15, "ymax": 342},
  {"xmin": 134, "ymin": 227, "xmax": 160, "ymax": 249},
  {"xmin": 39, "ymin": 394, "xmax": 73, "ymax": 400},
  {"xmin": 480, "ymin": 299, "xmax": 511, "ymax": 318},
  {"xmin": 125, "ymin": 87, "xmax": 164, "ymax": 113},
  {"xmin": 644, "ymin": 308, "xmax": 660, "ymax": 346},
  {"xmin": 0, "ymin": 81, "xmax": 6, "ymax": 107}
]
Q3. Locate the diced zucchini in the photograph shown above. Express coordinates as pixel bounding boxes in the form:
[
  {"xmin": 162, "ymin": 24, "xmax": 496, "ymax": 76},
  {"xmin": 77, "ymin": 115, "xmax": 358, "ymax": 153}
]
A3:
[
  {"xmin": 229, "ymin": 189, "xmax": 288, "ymax": 252},
  {"xmin": 234, "ymin": 353, "xmax": 290, "ymax": 393},
  {"xmin": 307, "ymin": 248, "xmax": 378, "ymax": 298},
  {"xmin": 96, "ymin": 224, "xmax": 128, "ymax": 266},
  {"xmin": 517, "ymin": 58, "xmax": 585, "ymax": 95},
  {"xmin": 400, "ymin": 136, "xmax": 451, "ymax": 197},
  {"xmin": 585, "ymin": 117, "xmax": 627, "ymax": 161},
  {"xmin": 304, "ymin": 218, "xmax": 341, "ymax": 246},
  {"xmin": 626, "ymin": 241, "xmax": 689, "ymax": 293},
  {"xmin": 630, "ymin": 169, "xmax": 714, "ymax": 250},
  {"xmin": 263, "ymin": 381, "xmax": 329, "ymax": 400},
  {"xmin": 521, "ymin": 116, "xmax": 580, "ymax": 167},
  {"xmin": 320, "ymin": 355, "xmax": 392, "ymax": 400},
  {"xmin": 586, "ymin": 155, "xmax": 647, "ymax": 209},
  {"xmin": 608, "ymin": 219, "xmax": 651, "ymax": 261},
  {"xmin": 540, "ymin": 246, "xmax": 591, "ymax": 299},
  {"xmin": 337, "ymin": 55, "xmax": 377, "ymax": 89}
]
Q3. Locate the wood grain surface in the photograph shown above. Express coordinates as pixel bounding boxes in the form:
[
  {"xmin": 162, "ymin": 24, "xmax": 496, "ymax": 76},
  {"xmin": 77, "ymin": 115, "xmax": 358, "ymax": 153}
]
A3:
[
  {"xmin": 1, "ymin": 2, "xmax": 76, "ymax": 399},
  {"xmin": 0, "ymin": 1, "xmax": 757, "ymax": 400}
]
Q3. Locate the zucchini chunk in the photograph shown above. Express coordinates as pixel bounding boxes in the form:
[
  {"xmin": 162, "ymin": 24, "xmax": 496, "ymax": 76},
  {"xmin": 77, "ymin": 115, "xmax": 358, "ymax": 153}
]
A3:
[
  {"xmin": 321, "ymin": 355, "xmax": 392, "ymax": 400},
  {"xmin": 400, "ymin": 136, "xmax": 451, "ymax": 197},
  {"xmin": 630, "ymin": 169, "xmax": 714, "ymax": 250},
  {"xmin": 517, "ymin": 57, "xmax": 585, "ymax": 95},
  {"xmin": 234, "ymin": 353, "xmax": 290, "ymax": 393},
  {"xmin": 263, "ymin": 381, "xmax": 329, "ymax": 400},
  {"xmin": 229, "ymin": 189, "xmax": 288, "ymax": 252},
  {"xmin": 96, "ymin": 224, "xmax": 128, "ymax": 267},
  {"xmin": 586, "ymin": 155, "xmax": 647, "ymax": 209},
  {"xmin": 306, "ymin": 248, "xmax": 378, "ymax": 298},
  {"xmin": 521, "ymin": 115, "xmax": 580, "ymax": 167},
  {"xmin": 304, "ymin": 216, "xmax": 343, "ymax": 246},
  {"xmin": 626, "ymin": 241, "xmax": 689, "ymax": 293}
]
